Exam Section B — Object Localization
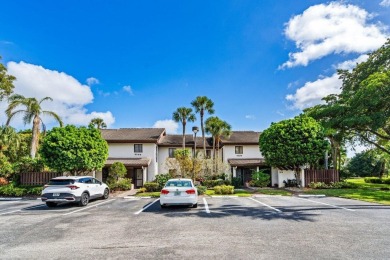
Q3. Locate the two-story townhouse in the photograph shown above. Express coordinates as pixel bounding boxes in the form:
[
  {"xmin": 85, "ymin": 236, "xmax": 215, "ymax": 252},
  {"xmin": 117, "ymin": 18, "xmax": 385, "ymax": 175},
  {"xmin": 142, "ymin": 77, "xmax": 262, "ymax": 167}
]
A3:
[
  {"xmin": 220, "ymin": 131, "xmax": 270, "ymax": 186},
  {"xmin": 98, "ymin": 128, "xmax": 165, "ymax": 188}
]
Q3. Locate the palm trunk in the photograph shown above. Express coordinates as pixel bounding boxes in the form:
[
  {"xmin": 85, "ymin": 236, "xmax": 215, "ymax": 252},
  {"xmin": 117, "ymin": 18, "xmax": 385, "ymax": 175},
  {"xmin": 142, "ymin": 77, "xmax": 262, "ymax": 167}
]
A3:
[
  {"xmin": 182, "ymin": 121, "xmax": 186, "ymax": 149},
  {"xmin": 201, "ymin": 110, "xmax": 205, "ymax": 157},
  {"xmin": 30, "ymin": 116, "xmax": 40, "ymax": 159}
]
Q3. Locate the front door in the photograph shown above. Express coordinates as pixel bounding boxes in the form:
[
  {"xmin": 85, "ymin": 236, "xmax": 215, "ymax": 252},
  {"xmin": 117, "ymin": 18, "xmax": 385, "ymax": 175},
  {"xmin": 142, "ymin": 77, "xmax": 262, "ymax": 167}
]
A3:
[{"xmin": 135, "ymin": 169, "xmax": 143, "ymax": 188}]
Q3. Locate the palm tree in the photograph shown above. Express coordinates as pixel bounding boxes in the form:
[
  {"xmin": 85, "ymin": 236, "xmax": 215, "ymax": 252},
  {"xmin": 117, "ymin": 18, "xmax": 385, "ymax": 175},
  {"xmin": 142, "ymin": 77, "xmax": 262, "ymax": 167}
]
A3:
[
  {"xmin": 191, "ymin": 96, "xmax": 214, "ymax": 157},
  {"xmin": 0, "ymin": 125, "xmax": 20, "ymax": 153},
  {"xmin": 173, "ymin": 107, "xmax": 196, "ymax": 149},
  {"xmin": 89, "ymin": 118, "xmax": 107, "ymax": 129},
  {"xmin": 6, "ymin": 94, "xmax": 63, "ymax": 158},
  {"xmin": 205, "ymin": 116, "xmax": 232, "ymax": 160}
]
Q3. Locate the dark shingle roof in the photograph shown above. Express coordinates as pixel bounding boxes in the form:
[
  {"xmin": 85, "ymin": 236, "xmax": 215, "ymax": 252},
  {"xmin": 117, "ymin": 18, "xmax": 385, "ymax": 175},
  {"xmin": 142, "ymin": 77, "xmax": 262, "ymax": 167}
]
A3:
[
  {"xmin": 221, "ymin": 131, "xmax": 261, "ymax": 145},
  {"xmin": 101, "ymin": 128, "xmax": 165, "ymax": 143},
  {"xmin": 158, "ymin": 135, "xmax": 213, "ymax": 148},
  {"xmin": 105, "ymin": 158, "xmax": 151, "ymax": 167},
  {"xmin": 228, "ymin": 158, "xmax": 265, "ymax": 167}
]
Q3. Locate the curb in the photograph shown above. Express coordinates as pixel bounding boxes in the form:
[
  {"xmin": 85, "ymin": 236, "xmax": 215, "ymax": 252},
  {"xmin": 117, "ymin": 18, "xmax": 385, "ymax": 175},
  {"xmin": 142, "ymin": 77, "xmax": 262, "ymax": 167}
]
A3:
[
  {"xmin": 0, "ymin": 197, "xmax": 22, "ymax": 201},
  {"xmin": 210, "ymin": 195, "xmax": 239, "ymax": 198},
  {"xmin": 297, "ymin": 194, "xmax": 326, "ymax": 198}
]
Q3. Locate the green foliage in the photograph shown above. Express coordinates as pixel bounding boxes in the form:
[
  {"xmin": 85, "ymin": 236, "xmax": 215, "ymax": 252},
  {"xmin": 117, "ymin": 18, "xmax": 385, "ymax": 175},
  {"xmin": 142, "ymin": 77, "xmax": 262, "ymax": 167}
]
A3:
[
  {"xmin": 214, "ymin": 185, "xmax": 234, "ymax": 195},
  {"xmin": 108, "ymin": 178, "xmax": 132, "ymax": 191},
  {"xmin": 196, "ymin": 185, "xmax": 207, "ymax": 195},
  {"xmin": 364, "ymin": 177, "xmax": 390, "ymax": 184},
  {"xmin": 0, "ymin": 57, "xmax": 15, "ymax": 101},
  {"xmin": 39, "ymin": 125, "xmax": 108, "ymax": 174},
  {"xmin": 346, "ymin": 151, "xmax": 384, "ymax": 177},
  {"xmin": 143, "ymin": 182, "xmax": 160, "ymax": 192},
  {"xmin": 13, "ymin": 157, "xmax": 45, "ymax": 173},
  {"xmin": 3, "ymin": 130, "xmax": 31, "ymax": 163},
  {"xmin": 173, "ymin": 149, "xmax": 193, "ymax": 177},
  {"xmin": 108, "ymin": 162, "xmax": 127, "ymax": 183},
  {"xmin": 0, "ymin": 153, "xmax": 13, "ymax": 178},
  {"xmin": 308, "ymin": 181, "xmax": 358, "ymax": 189},
  {"xmin": 231, "ymin": 177, "xmax": 242, "ymax": 188},
  {"xmin": 154, "ymin": 173, "xmax": 171, "ymax": 189},
  {"xmin": 0, "ymin": 183, "xmax": 43, "ymax": 197},
  {"xmin": 259, "ymin": 115, "xmax": 328, "ymax": 170},
  {"xmin": 202, "ymin": 179, "xmax": 226, "ymax": 188},
  {"xmin": 249, "ymin": 171, "xmax": 270, "ymax": 187}
]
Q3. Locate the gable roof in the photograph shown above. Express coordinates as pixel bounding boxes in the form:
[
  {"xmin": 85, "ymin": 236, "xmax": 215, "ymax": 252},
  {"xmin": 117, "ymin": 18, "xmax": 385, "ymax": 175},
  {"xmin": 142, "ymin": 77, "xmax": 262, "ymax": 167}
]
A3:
[
  {"xmin": 101, "ymin": 128, "xmax": 165, "ymax": 143},
  {"xmin": 158, "ymin": 134, "xmax": 213, "ymax": 148},
  {"xmin": 221, "ymin": 131, "xmax": 260, "ymax": 145}
]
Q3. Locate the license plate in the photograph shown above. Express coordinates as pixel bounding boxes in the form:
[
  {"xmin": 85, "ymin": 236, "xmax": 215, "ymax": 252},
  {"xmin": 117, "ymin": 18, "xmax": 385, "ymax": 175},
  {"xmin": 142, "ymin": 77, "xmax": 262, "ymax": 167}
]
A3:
[
  {"xmin": 174, "ymin": 191, "xmax": 181, "ymax": 196},
  {"xmin": 53, "ymin": 193, "xmax": 60, "ymax": 197}
]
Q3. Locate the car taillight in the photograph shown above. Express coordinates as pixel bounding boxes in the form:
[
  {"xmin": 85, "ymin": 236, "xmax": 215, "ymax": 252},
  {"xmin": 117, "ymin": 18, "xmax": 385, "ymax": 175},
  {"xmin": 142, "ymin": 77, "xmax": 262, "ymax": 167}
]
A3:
[
  {"xmin": 161, "ymin": 189, "xmax": 169, "ymax": 195},
  {"xmin": 66, "ymin": 185, "xmax": 79, "ymax": 190},
  {"xmin": 186, "ymin": 189, "xmax": 196, "ymax": 195}
]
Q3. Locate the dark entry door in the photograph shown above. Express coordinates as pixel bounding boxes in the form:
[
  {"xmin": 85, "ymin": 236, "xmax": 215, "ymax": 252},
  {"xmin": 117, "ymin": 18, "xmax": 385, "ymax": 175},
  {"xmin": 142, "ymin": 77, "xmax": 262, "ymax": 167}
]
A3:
[{"xmin": 133, "ymin": 169, "xmax": 143, "ymax": 188}]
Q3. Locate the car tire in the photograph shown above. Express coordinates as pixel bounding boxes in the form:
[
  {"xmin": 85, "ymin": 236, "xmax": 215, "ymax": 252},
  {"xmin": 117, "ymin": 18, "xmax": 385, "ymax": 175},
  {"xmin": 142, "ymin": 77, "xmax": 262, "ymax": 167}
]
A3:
[
  {"xmin": 46, "ymin": 202, "xmax": 57, "ymax": 208},
  {"xmin": 102, "ymin": 188, "xmax": 109, "ymax": 200},
  {"xmin": 192, "ymin": 203, "xmax": 198, "ymax": 208},
  {"xmin": 78, "ymin": 192, "xmax": 89, "ymax": 207},
  {"xmin": 160, "ymin": 204, "xmax": 167, "ymax": 209}
]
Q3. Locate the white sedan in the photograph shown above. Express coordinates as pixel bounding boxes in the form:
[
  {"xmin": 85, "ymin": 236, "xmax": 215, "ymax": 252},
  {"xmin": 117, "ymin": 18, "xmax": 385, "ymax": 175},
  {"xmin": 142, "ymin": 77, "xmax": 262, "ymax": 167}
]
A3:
[{"xmin": 160, "ymin": 178, "xmax": 198, "ymax": 208}]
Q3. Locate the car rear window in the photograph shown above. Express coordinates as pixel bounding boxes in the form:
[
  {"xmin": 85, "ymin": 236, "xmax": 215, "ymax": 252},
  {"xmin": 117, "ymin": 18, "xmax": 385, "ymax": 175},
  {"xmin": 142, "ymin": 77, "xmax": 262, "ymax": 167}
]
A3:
[
  {"xmin": 165, "ymin": 181, "xmax": 192, "ymax": 187},
  {"xmin": 48, "ymin": 179, "xmax": 75, "ymax": 185}
]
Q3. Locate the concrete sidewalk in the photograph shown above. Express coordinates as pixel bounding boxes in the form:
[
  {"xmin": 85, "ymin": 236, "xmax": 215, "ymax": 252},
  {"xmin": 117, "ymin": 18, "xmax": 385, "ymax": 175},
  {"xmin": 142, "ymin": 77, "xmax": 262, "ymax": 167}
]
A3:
[{"xmin": 111, "ymin": 189, "xmax": 138, "ymax": 198}]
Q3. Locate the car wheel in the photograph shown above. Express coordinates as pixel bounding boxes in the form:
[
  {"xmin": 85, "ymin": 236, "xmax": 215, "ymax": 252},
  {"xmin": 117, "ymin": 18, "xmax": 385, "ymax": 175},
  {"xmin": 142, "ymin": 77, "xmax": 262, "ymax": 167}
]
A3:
[
  {"xmin": 78, "ymin": 192, "xmax": 89, "ymax": 207},
  {"xmin": 160, "ymin": 204, "xmax": 167, "ymax": 209},
  {"xmin": 46, "ymin": 202, "xmax": 57, "ymax": 208},
  {"xmin": 102, "ymin": 188, "xmax": 109, "ymax": 200},
  {"xmin": 192, "ymin": 203, "xmax": 198, "ymax": 208}
]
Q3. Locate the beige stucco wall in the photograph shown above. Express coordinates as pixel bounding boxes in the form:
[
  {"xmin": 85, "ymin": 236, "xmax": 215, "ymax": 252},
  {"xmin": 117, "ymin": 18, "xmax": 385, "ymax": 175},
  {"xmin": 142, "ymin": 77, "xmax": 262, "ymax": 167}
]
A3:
[{"xmin": 222, "ymin": 145, "xmax": 263, "ymax": 163}]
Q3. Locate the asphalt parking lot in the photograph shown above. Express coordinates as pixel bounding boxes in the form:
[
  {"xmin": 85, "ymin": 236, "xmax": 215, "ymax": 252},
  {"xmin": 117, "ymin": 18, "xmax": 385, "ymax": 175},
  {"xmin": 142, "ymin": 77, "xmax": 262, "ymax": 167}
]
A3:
[{"xmin": 0, "ymin": 195, "xmax": 389, "ymax": 259}]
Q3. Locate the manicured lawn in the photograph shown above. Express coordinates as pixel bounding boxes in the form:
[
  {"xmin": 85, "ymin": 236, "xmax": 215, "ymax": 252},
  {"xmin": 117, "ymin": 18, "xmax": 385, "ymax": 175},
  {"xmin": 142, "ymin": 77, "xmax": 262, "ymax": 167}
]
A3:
[
  {"xmin": 205, "ymin": 188, "xmax": 291, "ymax": 197},
  {"xmin": 135, "ymin": 192, "xmax": 161, "ymax": 198},
  {"xmin": 254, "ymin": 188, "xmax": 292, "ymax": 196},
  {"xmin": 304, "ymin": 178, "xmax": 390, "ymax": 205}
]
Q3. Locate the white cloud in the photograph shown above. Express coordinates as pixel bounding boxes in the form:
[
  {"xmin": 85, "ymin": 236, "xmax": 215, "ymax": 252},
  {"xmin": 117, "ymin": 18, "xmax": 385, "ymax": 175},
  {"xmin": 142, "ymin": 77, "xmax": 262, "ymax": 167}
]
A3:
[
  {"xmin": 286, "ymin": 73, "xmax": 342, "ymax": 110},
  {"xmin": 245, "ymin": 115, "xmax": 256, "ymax": 120},
  {"xmin": 335, "ymin": 54, "xmax": 369, "ymax": 70},
  {"xmin": 3, "ymin": 61, "xmax": 115, "ymax": 128},
  {"xmin": 281, "ymin": 2, "xmax": 388, "ymax": 68},
  {"xmin": 123, "ymin": 85, "xmax": 134, "ymax": 95},
  {"xmin": 380, "ymin": 0, "xmax": 390, "ymax": 7},
  {"xmin": 86, "ymin": 77, "xmax": 99, "ymax": 86},
  {"xmin": 153, "ymin": 119, "xmax": 178, "ymax": 134}
]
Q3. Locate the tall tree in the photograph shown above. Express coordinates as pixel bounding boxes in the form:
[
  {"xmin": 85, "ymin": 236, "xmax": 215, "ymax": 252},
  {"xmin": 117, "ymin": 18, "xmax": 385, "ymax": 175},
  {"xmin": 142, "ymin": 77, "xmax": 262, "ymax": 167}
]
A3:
[
  {"xmin": 89, "ymin": 117, "xmax": 107, "ymax": 129},
  {"xmin": 0, "ymin": 125, "xmax": 20, "ymax": 153},
  {"xmin": 191, "ymin": 96, "xmax": 215, "ymax": 156},
  {"xmin": 172, "ymin": 107, "xmax": 196, "ymax": 149},
  {"xmin": 6, "ymin": 94, "xmax": 63, "ymax": 158},
  {"xmin": 0, "ymin": 56, "xmax": 15, "ymax": 102},
  {"xmin": 259, "ymin": 115, "xmax": 329, "ymax": 186},
  {"xmin": 205, "ymin": 116, "xmax": 231, "ymax": 173}
]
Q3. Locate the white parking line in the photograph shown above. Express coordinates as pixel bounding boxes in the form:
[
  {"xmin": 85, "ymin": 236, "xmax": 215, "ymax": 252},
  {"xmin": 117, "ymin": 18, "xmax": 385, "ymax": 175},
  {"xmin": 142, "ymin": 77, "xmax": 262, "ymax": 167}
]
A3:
[
  {"xmin": 134, "ymin": 199, "xmax": 160, "ymax": 215},
  {"xmin": 296, "ymin": 197, "xmax": 355, "ymax": 212},
  {"xmin": 203, "ymin": 198, "xmax": 210, "ymax": 214},
  {"xmin": 0, "ymin": 204, "xmax": 44, "ymax": 215},
  {"xmin": 63, "ymin": 199, "xmax": 115, "ymax": 216},
  {"xmin": 248, "ymin": 197, "xmax": 282, "ymax": 213}
]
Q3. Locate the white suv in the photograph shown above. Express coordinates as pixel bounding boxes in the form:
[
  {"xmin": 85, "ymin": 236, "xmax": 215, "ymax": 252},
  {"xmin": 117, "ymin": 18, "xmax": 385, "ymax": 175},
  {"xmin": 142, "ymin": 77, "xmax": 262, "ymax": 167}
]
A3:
[{"xmin": 41, "ymin": 176, "xmax": 110, "ymax": 207}]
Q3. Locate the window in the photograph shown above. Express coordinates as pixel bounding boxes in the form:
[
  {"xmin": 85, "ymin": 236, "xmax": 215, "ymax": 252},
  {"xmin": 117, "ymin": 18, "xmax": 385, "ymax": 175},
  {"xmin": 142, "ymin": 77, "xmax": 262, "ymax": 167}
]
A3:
[
  {"xmin": 235, "ymin": 146, "xmax": 243, "ymax": 154},
  {"xmin": 169, "ymin": 148, "xmax": 176, "ymax": 158},
  {"xmin": 206, "ymin": 150, "xmax": 212, "ymax": 158},
  {"xmin": 134, "ymin": 144, "xmax": 143, "ymax": 153}
]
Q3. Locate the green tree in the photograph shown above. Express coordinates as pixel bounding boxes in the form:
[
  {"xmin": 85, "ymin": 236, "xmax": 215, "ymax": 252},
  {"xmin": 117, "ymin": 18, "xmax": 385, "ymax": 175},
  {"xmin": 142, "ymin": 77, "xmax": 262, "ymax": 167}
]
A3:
[
  {"xmin": 174, "ymin": 149, "xmax": 193, "ymax": 178},
  {"xmin": 0, "ymin": 56, "xmax": 15, "ymax": 102},
  {"xmin": 172, "ymin": 107, "xmax": 196, "ymax": 149},
  {"xmin": 108, "ymin": 162, "xmax": 127, "ymax": 184},
  {"xmin": 191, "ymin": 96, "xmax": 215, "ymax": 156},
  {"xmin": 0, "ymin": 125, "xmax": 20, "ymax": 154},
  {"xmin": 88, "ymin": 118, "xmax": 107, "ymax": 129},
  {"xmin": 346, "ymin": 150, "xmax": 385, "ymax": 177},
  {"xmin": 259, "ymin": 115, "xmax": 329, "ymax": 185},
  {"xmin": 307, "ymin": 39, "xmax": 390, "ymax": 155},
  {"xmin": 6, "ymin": 95, "xmax": 63, "ymax": 158},
  {"xmin": 40, "ymin": 125, "xmax": 108, "ymax": 175},
  {"xmin": 205, "ymin": 116, "xmax": 231, "ymax": 160},
  {"xmin": 3, "ymin": 130, "xmax": 31, "ymax": 163}
]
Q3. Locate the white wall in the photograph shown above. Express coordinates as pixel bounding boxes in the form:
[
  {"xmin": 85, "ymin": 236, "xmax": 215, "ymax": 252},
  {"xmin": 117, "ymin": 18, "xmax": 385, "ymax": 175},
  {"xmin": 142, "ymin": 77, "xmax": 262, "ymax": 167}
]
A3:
[
  {"xmin": 277, "ymin": 169, "xmax": 305, "ymax": 187},
  {"xmin": 158, "ymin": 147, "xmax": 172, "ymax": 174},
  {"xmin": 107, "ymin": 143, "xmax": 158, "ymax": 182},
  {"xmin": 222, "ymin": 145, "xmax": 263, "ymax": 163}
]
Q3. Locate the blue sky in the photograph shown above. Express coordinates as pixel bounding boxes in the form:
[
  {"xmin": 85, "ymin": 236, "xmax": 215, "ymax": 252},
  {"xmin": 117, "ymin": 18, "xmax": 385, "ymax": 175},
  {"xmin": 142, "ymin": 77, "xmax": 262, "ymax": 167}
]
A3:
[{"xmin": 0, "ymin": 0, "xmax": 389, "ymax": 135}]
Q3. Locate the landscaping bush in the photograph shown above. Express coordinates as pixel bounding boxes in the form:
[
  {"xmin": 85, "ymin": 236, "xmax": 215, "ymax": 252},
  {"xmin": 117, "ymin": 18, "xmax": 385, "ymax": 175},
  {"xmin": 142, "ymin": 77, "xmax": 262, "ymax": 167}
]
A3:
[
  {"xmin": 137, "ymin": 187, "xmax": 147, "ymax": 193},
  {"xmin": 0, "ymin": 177, "xmax": 9, "ymax": 186},
  {"xmin": 214, "ymin": 185, "xmax": 234, "ymax": 195},
  {"xmin": 232, "ymin": 177, "xmax": 242, "ymax": 188},
  {"xmin": 107, "ymin": 162, "xmax": 127, "ymax": 184},
  {"xmin": 364, "ymin": 177, "xmax": 390, "ymax": 184},
  {"xmin": 250, "ymin": 171, "xmax": 270, "ymax": 187},
  {"xmin": 108, "ymin": 178, "xmax": 132, "ymax": 191},
  {"xmin": 196, "ymin": 186, "xmax": 207, "ymax": 195},
  {"xmin": 154, "ymin": 173, "xmax": 171, "ymax": 189},
  {"xmin": 309, "ymin": 181, "xmax": 358, "ymax": 189},
  {"xmin": 202, "ymin": 179, "xmax": 225, "ymax": 188},
  {"xmin": 143, "ymin": 182, "xmax": 160, "ymax": 192},
  {"xmin": 0, "ymin": 183, "xmax": 42, "ymax": 196}
]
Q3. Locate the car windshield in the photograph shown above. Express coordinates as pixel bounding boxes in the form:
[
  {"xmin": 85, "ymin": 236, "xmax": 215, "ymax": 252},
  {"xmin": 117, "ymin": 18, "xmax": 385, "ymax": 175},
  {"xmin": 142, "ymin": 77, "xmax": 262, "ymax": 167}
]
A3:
[
  {"xmin": 165, "ymin": 181, "xmax": 192, "ymax": 188},
  {"xmin": 48, "ymin": 179, "xmax": 75, "ymax": 185}
]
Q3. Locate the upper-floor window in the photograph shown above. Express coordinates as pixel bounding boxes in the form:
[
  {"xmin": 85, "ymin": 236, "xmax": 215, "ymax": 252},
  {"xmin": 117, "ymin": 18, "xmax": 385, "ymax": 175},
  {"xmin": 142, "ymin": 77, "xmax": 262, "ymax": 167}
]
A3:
[
  {"xmin": 235, "ymin": 146, "xmax": 243, "ymax": 154},
  {"xmin": 169, "ymin": 148, "xmax": 176, "ymax": 158},
  {"xmin": 134, "ymin": 144, "xmax": 143, "ymax": 153}
]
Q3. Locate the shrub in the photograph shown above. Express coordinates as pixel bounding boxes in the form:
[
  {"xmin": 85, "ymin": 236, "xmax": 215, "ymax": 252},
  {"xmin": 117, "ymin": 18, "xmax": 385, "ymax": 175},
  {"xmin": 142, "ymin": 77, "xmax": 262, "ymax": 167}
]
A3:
[
  {"xmin": 143, "ymin": 182, "xmax": 160, "ymax": 192},
  {"xmin": 364, "ymin": 177, "xmax": 390, "ymax": 184},
  {"xmin": 250, "ymin": 171, "xmax": 270, "ymax": 187},
  {"xmin": 196, "ymin": 186, "xmax": 207, "ymax": 195},
  {"xmin": 137, "ymin": 187, "xmax": 147, "ymax": 193},
  {"xmin": 0, "ymin": 183, "xmax": 26, "ymax": 197},
  {"xmin": 108, "ymin": 178, "xmax": 132, "ymax": 191},
  {"xmin": 309, "ymin": 182, "xmax": 329, "ymax": 189},
  {"xmin": 309, "ymin": 181, "xmax": 358, "ymax": 189},
  {"xmin": 154, "ymin": 173, "xmax": 171, "ymax": 189},
  {"xmin": 214, "ymin": 185, "xmax": 234, "ymax": 195},
  {"xmin": 383, "ymin": 178, "xmax": 390, "ymax": 185},
  {"xmin": 12, "ymin": 157, "xmax": 45, "ymax": 173},
  {"xmin": 0, "ymin": 177, "xmax": 9, "ymax": 186},
  {"xmin": 107, "ymin": 162, "xmax": 127, "ymax": 184},
  {"xmin": 202, "ymin": 179, "xmax": 225, "ymax": 188}
]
